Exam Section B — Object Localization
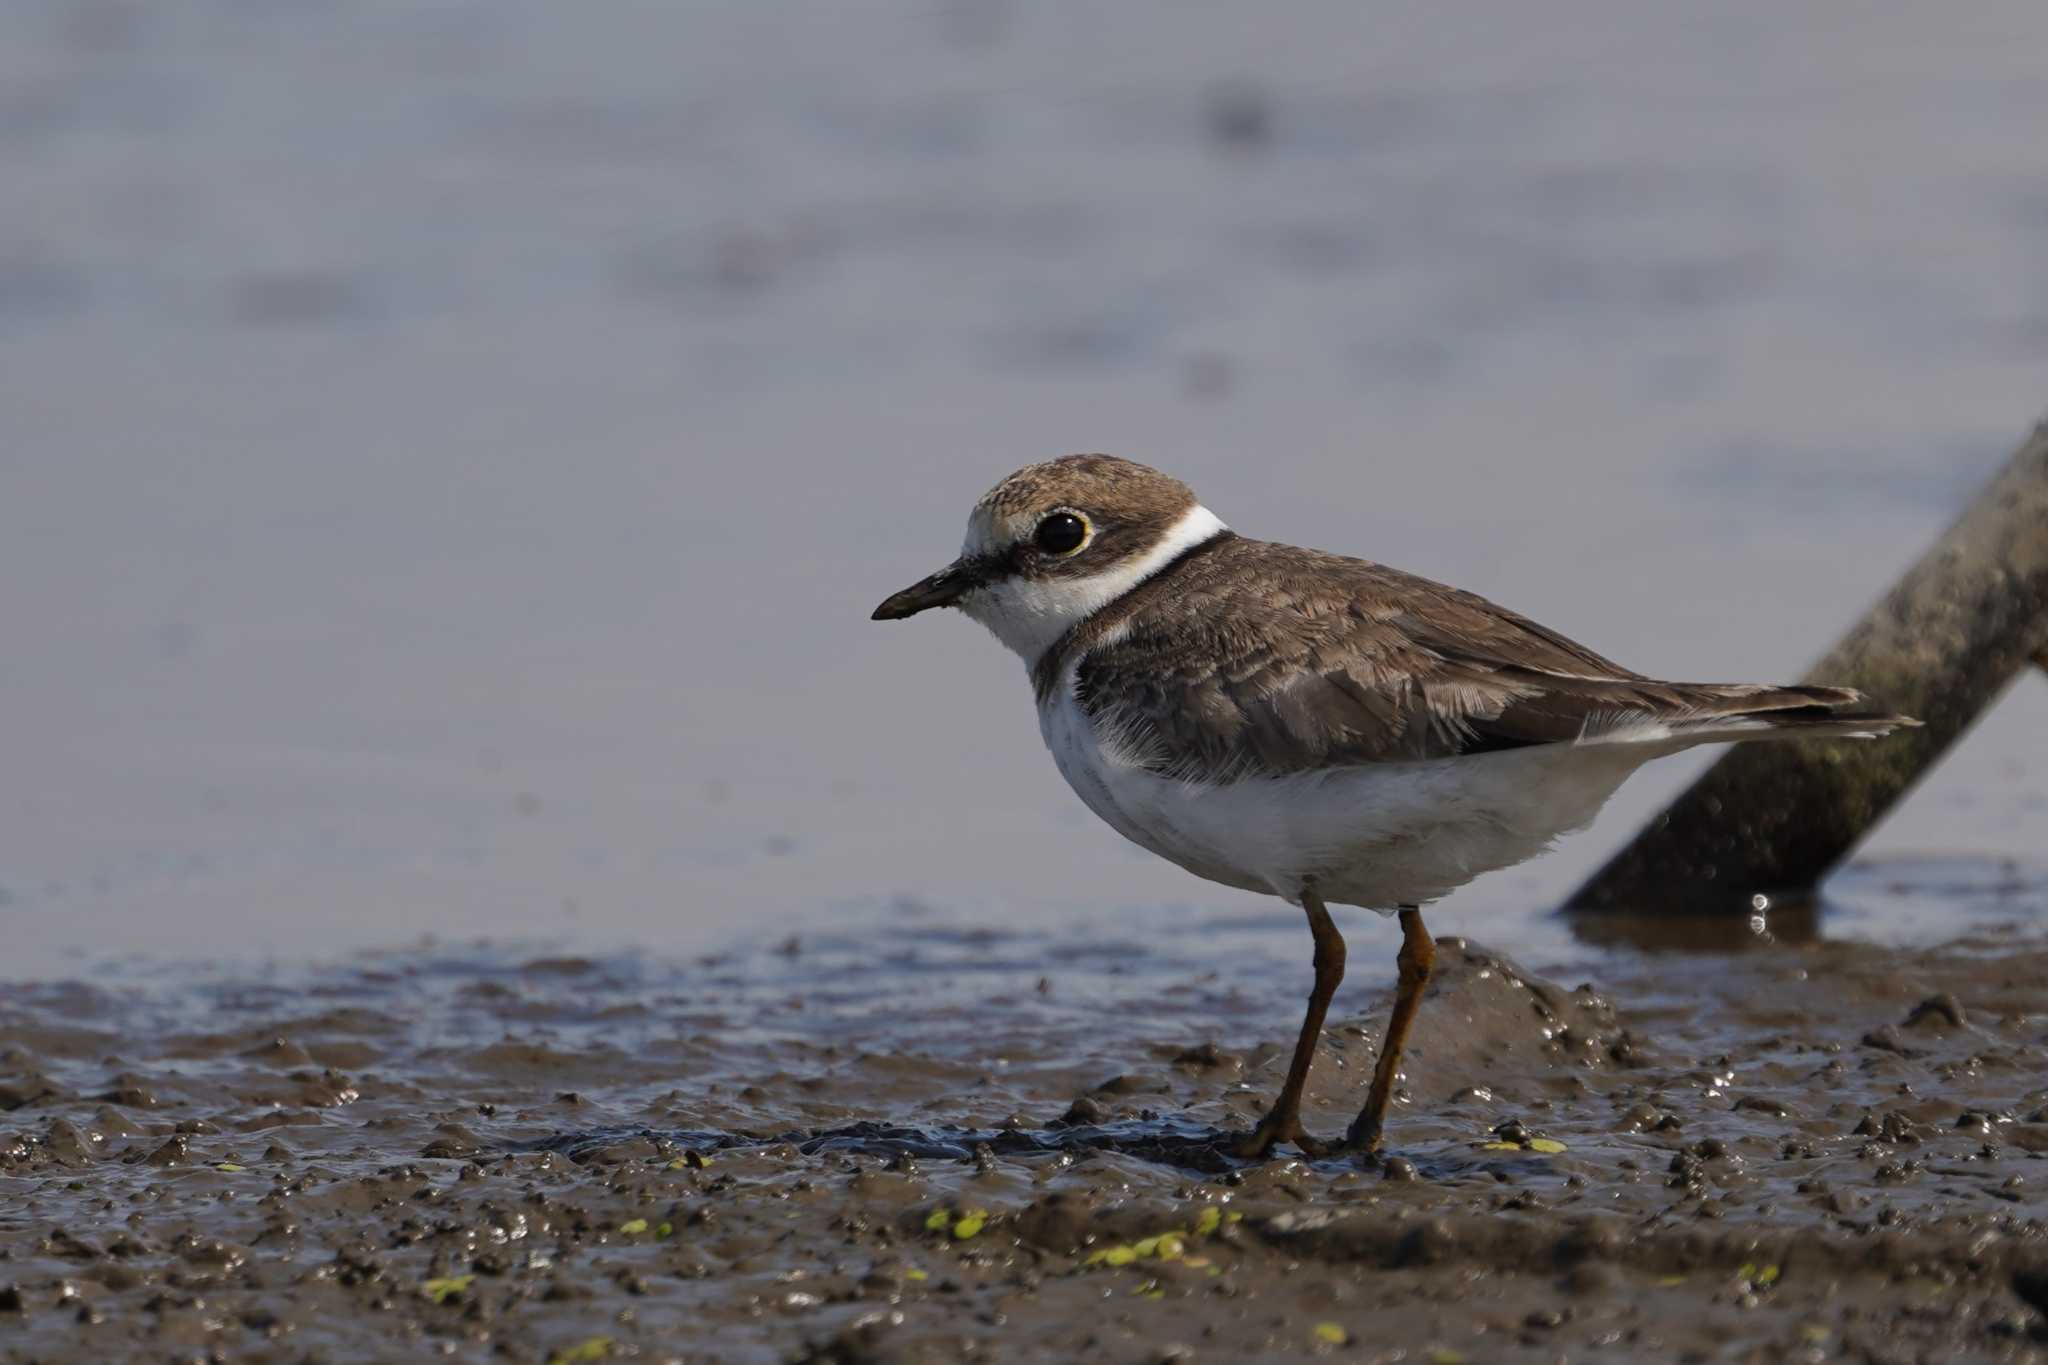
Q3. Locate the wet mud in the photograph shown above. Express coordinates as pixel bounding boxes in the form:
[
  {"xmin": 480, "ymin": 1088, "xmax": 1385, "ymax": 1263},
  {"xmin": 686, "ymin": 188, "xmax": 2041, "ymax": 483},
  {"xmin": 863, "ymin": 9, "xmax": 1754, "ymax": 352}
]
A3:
[{"xmin": 6, "ymin": 880, "xmax": 2048, "ymax": 1363}]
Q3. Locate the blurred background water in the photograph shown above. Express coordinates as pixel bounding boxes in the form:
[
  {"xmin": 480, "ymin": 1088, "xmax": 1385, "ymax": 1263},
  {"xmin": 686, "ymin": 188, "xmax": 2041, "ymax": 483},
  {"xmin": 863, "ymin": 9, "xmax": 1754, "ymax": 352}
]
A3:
[{"xmin": 4, "ymin": 0, "xmax": 2046, "ymax": 979}]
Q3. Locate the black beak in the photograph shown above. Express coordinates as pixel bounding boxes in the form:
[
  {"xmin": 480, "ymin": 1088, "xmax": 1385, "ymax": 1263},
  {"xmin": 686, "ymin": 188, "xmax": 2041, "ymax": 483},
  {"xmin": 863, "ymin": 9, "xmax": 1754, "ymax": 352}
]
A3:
[{"xmin": 872, "ymin": 558, "xmax": 985, "ymax": 620}]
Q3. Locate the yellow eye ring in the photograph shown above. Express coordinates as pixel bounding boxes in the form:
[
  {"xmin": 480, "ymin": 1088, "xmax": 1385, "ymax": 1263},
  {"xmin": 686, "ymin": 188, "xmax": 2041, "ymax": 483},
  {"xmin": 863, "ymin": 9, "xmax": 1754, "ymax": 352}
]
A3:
[{"xmin": 1033, "ymin": 510, "xmax": 1091, "ymax": 556}]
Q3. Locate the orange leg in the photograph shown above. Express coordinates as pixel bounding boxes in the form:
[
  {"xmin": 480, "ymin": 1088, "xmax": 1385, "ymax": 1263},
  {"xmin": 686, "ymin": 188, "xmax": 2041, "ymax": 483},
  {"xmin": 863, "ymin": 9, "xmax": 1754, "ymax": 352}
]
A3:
[
  {"xmin": 1234, "ymin": 883, "xmax": 1345, "ymax": 1158},
  {"xmin": 1345, "ymin": 907, "xmax": 1434, "ymax": 1153}
]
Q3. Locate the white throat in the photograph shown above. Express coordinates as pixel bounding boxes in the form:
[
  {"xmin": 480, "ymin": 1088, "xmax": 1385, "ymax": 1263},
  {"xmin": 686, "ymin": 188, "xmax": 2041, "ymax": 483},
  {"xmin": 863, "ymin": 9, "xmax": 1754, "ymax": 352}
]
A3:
[{"xmin": 958, "ymin": 503, "xmax": 1228, "ymax": 665}]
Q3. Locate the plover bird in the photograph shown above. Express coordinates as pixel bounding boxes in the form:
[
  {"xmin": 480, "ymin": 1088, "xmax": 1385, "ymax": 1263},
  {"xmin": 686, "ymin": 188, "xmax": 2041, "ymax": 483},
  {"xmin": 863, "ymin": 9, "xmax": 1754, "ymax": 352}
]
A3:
[{"xmin": 872, "ymin": 455, "xmax": 1915, "ymax": 1158}]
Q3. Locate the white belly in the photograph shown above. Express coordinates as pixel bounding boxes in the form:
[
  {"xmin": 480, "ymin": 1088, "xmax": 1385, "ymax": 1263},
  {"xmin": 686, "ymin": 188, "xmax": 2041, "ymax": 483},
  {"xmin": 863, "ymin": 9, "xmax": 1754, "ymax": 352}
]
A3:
[{"xmin": 1039, "ymin": 683, "xmax": 1654, "ymax": 912}]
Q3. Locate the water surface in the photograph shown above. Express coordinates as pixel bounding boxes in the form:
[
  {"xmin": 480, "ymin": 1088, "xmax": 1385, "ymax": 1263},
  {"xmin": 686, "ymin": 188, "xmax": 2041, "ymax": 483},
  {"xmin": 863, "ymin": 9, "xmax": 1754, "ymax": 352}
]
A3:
[{"xmin": 2, "ymin": 2, "xmax": 2045, "ymax": 976}]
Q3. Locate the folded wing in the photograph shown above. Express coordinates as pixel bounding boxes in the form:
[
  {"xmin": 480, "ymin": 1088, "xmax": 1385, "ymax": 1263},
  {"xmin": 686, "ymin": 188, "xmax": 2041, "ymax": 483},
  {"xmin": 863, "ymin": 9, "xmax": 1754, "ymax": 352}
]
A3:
[{"xmin": 1071, "ymin": 541, "xmax": 1910, "ymax": 781}]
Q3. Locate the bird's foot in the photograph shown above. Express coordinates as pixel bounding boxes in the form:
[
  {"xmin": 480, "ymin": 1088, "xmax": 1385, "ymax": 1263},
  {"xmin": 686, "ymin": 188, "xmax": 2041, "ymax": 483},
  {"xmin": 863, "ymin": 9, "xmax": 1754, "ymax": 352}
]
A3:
[
  {"xmin": 1230, "ymin": 1110, "xmax": 1333, "ymax": 1160},
  {"xmin": 1342, "ymin": 1117, "xmax": 1386, "ymax": 1160}
]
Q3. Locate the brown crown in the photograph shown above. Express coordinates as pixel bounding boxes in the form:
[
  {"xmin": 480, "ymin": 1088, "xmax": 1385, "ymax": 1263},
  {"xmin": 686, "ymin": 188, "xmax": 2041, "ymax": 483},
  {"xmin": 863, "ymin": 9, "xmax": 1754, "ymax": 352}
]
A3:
[{"xmin": 973, "ymin": 454, "xmax": 1197, "ymax": 547}]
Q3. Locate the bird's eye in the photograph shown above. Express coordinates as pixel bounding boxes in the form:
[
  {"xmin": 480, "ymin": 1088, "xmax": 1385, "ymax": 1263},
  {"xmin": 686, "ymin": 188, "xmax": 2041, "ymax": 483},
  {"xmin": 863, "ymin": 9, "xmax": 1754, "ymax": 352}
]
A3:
[{"xmin": 1034, "ymin": 512, "xmax": 1090, "ymax": 556}]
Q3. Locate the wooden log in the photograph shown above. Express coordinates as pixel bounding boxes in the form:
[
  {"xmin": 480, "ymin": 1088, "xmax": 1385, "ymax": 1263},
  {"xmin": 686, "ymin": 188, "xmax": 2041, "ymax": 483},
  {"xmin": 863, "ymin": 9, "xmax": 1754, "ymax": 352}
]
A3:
[{"xmin": 1566, "ymin": 418, "xmax": 2048, "ymax": 916}]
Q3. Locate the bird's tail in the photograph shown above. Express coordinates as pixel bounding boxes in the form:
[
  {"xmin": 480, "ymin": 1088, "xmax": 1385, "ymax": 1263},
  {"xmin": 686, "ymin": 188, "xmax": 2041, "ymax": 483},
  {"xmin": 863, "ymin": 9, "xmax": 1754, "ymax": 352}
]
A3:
[{"xmin": 1655, "ymin": 683, "xmax": 1921, "ymax": 743}]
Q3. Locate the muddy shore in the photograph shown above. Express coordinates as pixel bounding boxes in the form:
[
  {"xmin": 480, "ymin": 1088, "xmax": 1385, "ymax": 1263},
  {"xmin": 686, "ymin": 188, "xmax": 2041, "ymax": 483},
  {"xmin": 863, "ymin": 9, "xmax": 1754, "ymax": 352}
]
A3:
[{"xmin": 5, "ymin": 884, "xmax": 2048, "ymax": 1363}]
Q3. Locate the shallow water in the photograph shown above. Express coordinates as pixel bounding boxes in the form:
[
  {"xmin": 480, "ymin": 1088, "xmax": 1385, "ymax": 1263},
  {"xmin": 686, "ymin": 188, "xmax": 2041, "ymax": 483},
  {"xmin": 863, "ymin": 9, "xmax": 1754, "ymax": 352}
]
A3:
[{"xmin": 2, "ymin": 0, "xmax": 2046, "ymax": 978}]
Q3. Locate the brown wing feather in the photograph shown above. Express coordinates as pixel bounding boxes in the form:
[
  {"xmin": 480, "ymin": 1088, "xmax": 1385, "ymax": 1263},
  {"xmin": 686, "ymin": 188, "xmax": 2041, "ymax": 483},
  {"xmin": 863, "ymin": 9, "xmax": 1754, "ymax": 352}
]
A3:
[{"xmin": 1066, "ymin": 538, "xmax": 1895, "ymax": 780}]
